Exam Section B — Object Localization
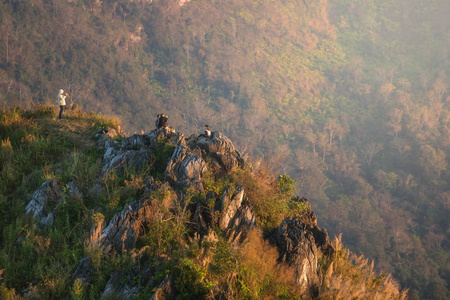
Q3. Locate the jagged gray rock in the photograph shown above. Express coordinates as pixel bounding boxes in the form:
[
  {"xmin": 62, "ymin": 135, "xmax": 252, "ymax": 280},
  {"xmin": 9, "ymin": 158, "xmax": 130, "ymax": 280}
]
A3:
[
  {"xmin": 101, "ymin": 271, "xmax": 139, "ymax": 299},
  {"xmin": 67, "ymin": 180, "xmax": 83, "ymax": 198},
  {"xmin": 72, "ymin": 257, "xmax": 93, "ymax": 285},
  {"xmin": 218, "ymin": 186, "xmax": 256, "ymax": 240},
  {"xmin": 275, "ymin": 217, "xmax": 325, "ymax": 296},
  {"xmin": 165, "ymin": 146, "xmax": 207, "ymax": 192},
  {"xmin": 98, "ymin": 127, "xmax": 185, "ymax": 178},
  {"xmin": 195, "ymin": 131, "xmax": 244, "ymax": 173},
  {"xmin": 288, "ymin": 197, "xmax": 334, "ymax": 256},
  {"xmin": 25, "ymin": 179, "xmax": 63, "ymax": 226},
  {"xmin": 192, "ymin": 186, "xmax": 256, "ymax": 244},
  {"xmin": 94, "ymin": 199, "xmax": 154, "ymax": 254},
  {"xmin": 101, "ymin": 149, "xmax": 150, "ymax": 176},
  {"xmin": 149, "ymin": 275, "xmax": 175, "ymax": 300}
]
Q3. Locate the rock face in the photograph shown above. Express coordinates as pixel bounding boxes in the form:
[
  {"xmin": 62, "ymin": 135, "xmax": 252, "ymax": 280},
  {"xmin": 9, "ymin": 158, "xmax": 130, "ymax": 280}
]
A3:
[
  {"xmin": 94, "ymin": 198, "xmax": 156, "ymax": 254},
  {"xmin": 192, "ymin": 186, "xmax": 256, "ymax": 244},
  {"xmin": 72, "ymin": 257, "xmax": 94, "ymax": 285},
  {"xmin": 165, "ymin": 146, "xmax": 207, "ymax": 192},
  {"xmin": 25, "ymin": 179, "xmax": 63, "ymax": 226},
  {"xmin": 97, "ymin": 126, "xmax": 182, "ymax": 178},
  {"xmin": 194, "ymin": 132, "xmax": 244, "ymax": 173},
  {"xmin": 218, "ymin": 186, "xmax": 256, "ymax": 239},
  {"xmin": 274, "ymin": 209, "xmax": 333, "ymax": 296},
  {"xmin": 89, "ymin": 127, "xmax": 333, "ymax": 298},
  {"xmin": 276, "ymin": 218, "xmax": 321, "ymax": 294},
  {"xmin": 96, "ymin": 127, "xmax": 243, "ymax": 194}
]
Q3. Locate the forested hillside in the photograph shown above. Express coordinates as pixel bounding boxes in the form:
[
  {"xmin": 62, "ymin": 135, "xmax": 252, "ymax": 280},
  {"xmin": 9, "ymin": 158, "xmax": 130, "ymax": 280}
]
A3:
[{"xmin": 0, "ymin": 0, "xmax": 448, "ymax": 298}]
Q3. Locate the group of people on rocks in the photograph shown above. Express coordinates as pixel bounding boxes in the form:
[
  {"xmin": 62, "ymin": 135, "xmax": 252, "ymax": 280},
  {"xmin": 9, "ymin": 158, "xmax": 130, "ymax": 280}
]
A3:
[
  {"xmin": 155, "ymin": 113, "xmax": 211, "ymax": 138},
  {"xmin": 58, "ymin": 89, "xmax": 212, "ymax": 138}
]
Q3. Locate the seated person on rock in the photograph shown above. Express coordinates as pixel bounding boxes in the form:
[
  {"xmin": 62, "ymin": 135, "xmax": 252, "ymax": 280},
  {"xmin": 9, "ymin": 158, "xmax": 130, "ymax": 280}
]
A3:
[
  {"xmin": 155, "ymin": 114, "xmax": 160, "ymax": 129},
  {"xmin": 199, "ymin": 124, "xmax": 212, "ymax": 138},
  {"xmin": 157, "ymin": 113, "xmax": 168, "ymax": 129}
]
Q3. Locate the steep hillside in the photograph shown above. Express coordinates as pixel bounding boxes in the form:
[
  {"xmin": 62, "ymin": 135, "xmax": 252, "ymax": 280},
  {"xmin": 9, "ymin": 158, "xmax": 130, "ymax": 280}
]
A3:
[{"xmin": 0, "ymin": 106, "xmax": 406, "ymax": 299}]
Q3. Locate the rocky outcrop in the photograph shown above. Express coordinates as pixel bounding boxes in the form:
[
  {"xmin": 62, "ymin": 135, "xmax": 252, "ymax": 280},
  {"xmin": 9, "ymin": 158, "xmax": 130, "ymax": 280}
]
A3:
[
  {"xmin": 94, "ymin": 199, "xmax": 155, "ymax": 254},
  {"xmin": 218, "ymin": 186, "xmax": 256, "ymax": 240},
  {"xmin": 96, "ymin": 127, "xmax": 243, "ymax": 195},
  {"xmin": 192, "ymin": 186, "xmax": 256, "ymax": 244},
  {"xmin": 89, "ymin": 180, "xmax": 176, "ymax": 255},
  {"xmin": 101, "ymin": 271, "xmax": 140, "ymax": 299},
  {"xmin": 72, "ymin": 257, "xmax": 94, "ymax": 285},
  {"xmin": 150, "ymin": 275, "xmax": 175, "ymax": 300},
  {"xmin": 102, "ymin": 149, "xmax": 150, "ymax": 177},
  {"xmin": 98, "ymin": 127, "xmax": 182, "ymax": 178},
  {"xmin": 164, "ymin": 146, "xmax": 207, "ymax": 192},
  {"xmin": 274, "ymin": 211, "xmax": 333, "ymax": 297},
  {"xmin": 276, "ymin": 218, "xmax": 321, "ymax": 295},
  {"xmin": 194, "ymin": 132, "xmax": 244, "ymax": 173},
  {"xmin": 25, "ymin": 179, "xmax": 63, "ymax": 226},
  {"xmin": 91, "ymin": 127, "xmax": 334, "ymax": 298}
]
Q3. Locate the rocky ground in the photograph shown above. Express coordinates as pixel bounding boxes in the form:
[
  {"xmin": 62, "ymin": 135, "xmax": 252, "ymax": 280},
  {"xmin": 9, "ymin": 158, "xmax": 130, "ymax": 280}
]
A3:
[{"xmin": 23, "ymin": 125, "xmax": 336, "ymax": 299}]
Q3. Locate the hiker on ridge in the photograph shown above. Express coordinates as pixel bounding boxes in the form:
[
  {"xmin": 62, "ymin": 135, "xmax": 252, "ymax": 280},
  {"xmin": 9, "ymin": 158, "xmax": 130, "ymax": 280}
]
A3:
[
  {"xmin": 199, "ymin": 124, "xmax": 212, "ymax": 138},
  {"xmin": 204, "ymin": 124, "xmax": 211, "ymax": 137},
  {"xmin": 155, "ymin": 114, "xmax": 160, "ymax": 129},
  {"xmin": 58, "ymin": 89, "xmax": 68, "ymax": 120},
  {"xmin": 157, "ymin": 113, "xmax": 168, "ymax": 129}
]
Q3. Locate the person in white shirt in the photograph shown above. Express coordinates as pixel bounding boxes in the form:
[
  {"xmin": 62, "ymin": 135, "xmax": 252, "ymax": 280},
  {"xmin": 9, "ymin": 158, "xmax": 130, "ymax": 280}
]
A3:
[
  {"xmin": 58, "ymin": 89, "xmax": 68, "ymax": 120},
  {"xmin": 204, "ymin": 124, "xmax": 211, "ymax": 137},
  {"xmin": 199, "ymin": 124, "xmax": 212, "ymax": 139}
]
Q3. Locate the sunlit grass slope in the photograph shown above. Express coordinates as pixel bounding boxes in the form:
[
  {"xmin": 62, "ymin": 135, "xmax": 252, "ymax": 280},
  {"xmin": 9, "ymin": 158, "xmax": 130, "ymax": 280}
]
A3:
[{"xmin": 0, "ymin": 105, "xmax": 405, "ymax": 299}]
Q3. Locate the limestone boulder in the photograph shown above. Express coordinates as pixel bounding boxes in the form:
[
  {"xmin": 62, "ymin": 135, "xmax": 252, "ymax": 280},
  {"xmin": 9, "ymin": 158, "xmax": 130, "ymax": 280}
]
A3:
[
  {"xmin": 95, "ymin": 199, "xmax": 154, "ymax": 254},
  {"xmin": 101, "ymin": 149, "xmax": 150, "ymax": 177},
  {"xmin": 192, "ymin": 186, "xmax": 256, "ymax": 244},
  {"xmin": 218, "ymin": 186, "xmax": 256, "ymax": 240},
  {"xmin": 275, "ymin": 217, "xmax": 325, "ymax": 296},
  {"xmin": 98, "ymin": 127, "xmax": 184, "ymax": 178},
  {"xmin": 195, "ymin": 132, "xmax": 244, "ymax": 173},
  {"xmin": 25, "ymin": 179, "xmax": 63, "ymax": 226},
  {"xmin": 72, "ymin": 257, "xmax": 94, "ymax": 285},
  {"xmin": 164, "ymin": 146, "xmax": 207, "ymax": 192}
]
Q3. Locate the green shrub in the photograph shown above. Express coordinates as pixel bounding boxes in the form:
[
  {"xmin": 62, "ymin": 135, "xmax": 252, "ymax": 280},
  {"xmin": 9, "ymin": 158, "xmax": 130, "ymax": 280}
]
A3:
[
  {"xmin": 172, "ymin": 258, "xmax": 212, "ymax": 300},
  {"xmin": 150, "ymin": 139, "xmax": 175, "ymax": 180},
  {"xmin": 276, "ymin": 174, "xmax": 297, "ymax": 197}
]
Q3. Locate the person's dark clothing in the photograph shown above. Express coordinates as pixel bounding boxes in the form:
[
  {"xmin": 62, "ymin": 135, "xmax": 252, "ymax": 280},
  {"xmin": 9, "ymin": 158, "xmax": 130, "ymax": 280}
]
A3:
[
  {"xmin": 155, "ymin": 115, "xmax": 160, "ymax": 128},
  {"xmin": 158, "ymin": 115, "xmax": 168, "ymax": 129},
  {"xmin": 59, "ymin": 105, "xmax": 64, "ymax": 120}
]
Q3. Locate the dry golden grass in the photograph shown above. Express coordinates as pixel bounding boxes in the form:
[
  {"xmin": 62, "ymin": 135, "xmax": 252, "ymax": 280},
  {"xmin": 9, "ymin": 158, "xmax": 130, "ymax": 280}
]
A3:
[
  {"xmin": 239, "ymin": 228, "xmax": 300, "ymax": 298},
  {"xmin": 231, "ymin": 158, "xmax": 290, "ymax": 229},
  {"xmin": 319, "ymin": 235, "xmax": 408, "ymax": 300},
  {"xmin": 0, "ymin": 138, "xmax": 14, "ymax": 164}
]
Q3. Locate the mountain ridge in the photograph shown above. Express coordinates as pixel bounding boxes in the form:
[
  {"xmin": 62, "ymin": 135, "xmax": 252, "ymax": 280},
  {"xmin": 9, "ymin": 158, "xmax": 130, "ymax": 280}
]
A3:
[{"xmin": 0, "ymin": 106, "xmax": 407, "ymax": 299}]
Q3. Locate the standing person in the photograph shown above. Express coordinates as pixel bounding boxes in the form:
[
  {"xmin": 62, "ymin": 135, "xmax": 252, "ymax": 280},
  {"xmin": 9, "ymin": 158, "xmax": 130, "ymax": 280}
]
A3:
[
  {"xmin": 157, "ymin": 113, "xmax": 168, "ymax": 129},
  {"xmin": 58, "ymin": 89, "xmax": 68, "ymax": 120}
]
